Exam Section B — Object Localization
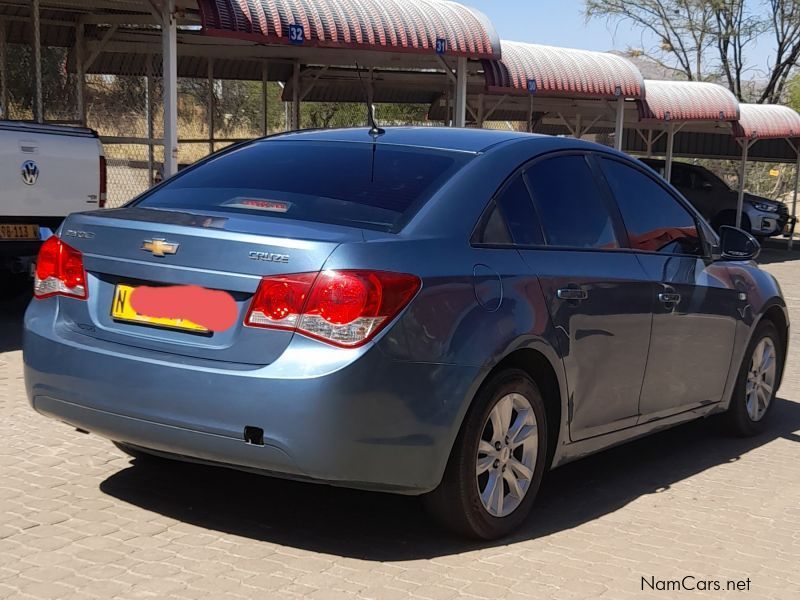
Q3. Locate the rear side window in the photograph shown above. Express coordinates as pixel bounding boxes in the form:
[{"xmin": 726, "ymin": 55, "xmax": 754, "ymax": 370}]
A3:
[
  {"xmin": 600, "ymin": 158, "xmax": 702, "ymax": 256},
  {"xmin": 525, "ymin": 155, "xmax": 620, "ymax": 250},
  {"xmin": 475, "ymin": 174, "xmax": 544, "ymax": 246},
  {"xmin": 476, "ymin": 203, "xmax": 513, "ymax": 245},
  {"xmin": 135, "ymin": 140, "xmax": 471, "ymax": 232}
]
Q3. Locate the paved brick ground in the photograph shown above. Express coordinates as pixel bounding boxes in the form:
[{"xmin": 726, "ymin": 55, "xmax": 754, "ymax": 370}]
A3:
[{"xmin": 1, "ymin": 250, "xmax": 799, "ymax": 599}]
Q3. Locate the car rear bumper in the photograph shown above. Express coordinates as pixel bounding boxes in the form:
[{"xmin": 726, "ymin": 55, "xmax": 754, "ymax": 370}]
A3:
[{"xmin": 23, "ymin": 299, "xmax": 480, "ymax": 494}]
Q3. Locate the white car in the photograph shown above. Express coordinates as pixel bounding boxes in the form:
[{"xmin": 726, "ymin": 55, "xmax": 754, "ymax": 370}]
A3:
[{"xmin": 0, "ymin": 121, "xmax": 105, "ymax": 298}]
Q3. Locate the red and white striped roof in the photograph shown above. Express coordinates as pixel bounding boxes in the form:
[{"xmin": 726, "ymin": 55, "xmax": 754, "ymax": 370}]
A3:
[
  {"xmin": 482, "ymin": 41, "xmax": 644, "ymax": 99},
  {"xmin": 639, "ymin": 80, "xmax": 739, "ymax": 122},
  {"xmin": 196, "ymin": 0, "xmax": 501, "ymax": 59},
  {"xmin": 733, "ymin": 104, "xmax": 800, "ymax": 139}
]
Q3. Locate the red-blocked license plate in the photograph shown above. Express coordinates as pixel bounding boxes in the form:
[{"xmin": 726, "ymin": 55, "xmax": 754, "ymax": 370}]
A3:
[{"xmin": 111, "ymin": 284, "xmax": 209, "ymax": 333}]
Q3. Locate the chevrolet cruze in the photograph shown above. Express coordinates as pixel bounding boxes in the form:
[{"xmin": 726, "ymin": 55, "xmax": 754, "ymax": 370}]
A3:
[{"xmin": 23, "ymin": 128, "xmax": 788, "ymax": 539}]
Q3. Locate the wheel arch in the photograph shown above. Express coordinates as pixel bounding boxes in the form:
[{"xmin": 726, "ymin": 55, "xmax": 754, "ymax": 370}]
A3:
[
  {"xmin": 469, "ymin": 347, "xmax": 565, "ymax": 468},
  {"xmin": 757, "ymin": 302, "xmax": 789, "ymax": 386}
]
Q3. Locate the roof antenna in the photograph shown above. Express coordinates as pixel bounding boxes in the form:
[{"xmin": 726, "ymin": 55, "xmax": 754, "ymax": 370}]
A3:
[{"xmin": 356, "ymin": 63, "xmax": 385, "ymax": 137}]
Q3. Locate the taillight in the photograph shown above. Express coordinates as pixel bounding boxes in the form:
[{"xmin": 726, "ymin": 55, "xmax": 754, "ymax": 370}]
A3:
[
  {"xmin": 34, "ymin": 236, "xmax": 88, "ymax": 300},
  {"xmin": 245, "ymin": 270, "xmax": 421, "ymax": 348},
  {"xmin": 246, "ymin": 273, "xmax": 318, "ymax": 330},
  {"xmin": 99, "ymin": 155, "xmax": 107, "ymax": 208}
]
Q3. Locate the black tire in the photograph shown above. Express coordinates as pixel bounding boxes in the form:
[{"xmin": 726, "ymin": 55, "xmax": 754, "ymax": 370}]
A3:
[
  {"xmin": 113, "ymin": 441, "xmax": 163, "ymax": 462},
  {"xmin": 424, "ymin": 369, "xmax": 548, "ymax": 539},
  {"xmin": 724, "ymin": 320, "xmax": 783, "ymax": 436}
]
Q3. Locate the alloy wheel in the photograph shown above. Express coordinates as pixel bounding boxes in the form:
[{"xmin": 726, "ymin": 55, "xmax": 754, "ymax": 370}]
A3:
[
  {"xmin": 745, "ymin": 337, "xmax": 777, "ymax": 422},
  {"xmin": 476, "ymin": 393, "xmax": 538, "ymax": 518}
]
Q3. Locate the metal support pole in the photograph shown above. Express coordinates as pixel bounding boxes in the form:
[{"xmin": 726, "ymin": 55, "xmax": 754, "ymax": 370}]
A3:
[
  {"xmin": 665, "ymin": 123, "xmax": 676, "ymax": 183},
  {"xmin": 444, "ymin": 87, "xmax": 451, "ymax": 126},
  {"xmin": 33, "ymin": 0, "xmax": 43, "ymax": 122},
  {"xmin": 790, "ymin": 147, "xmax": 799, "ymax": 250},
  {"xmin": 207, "ymin": 58, "xmax": 214, "ymax": 155},
  {"xmin": 646, "ymin": 130, "xmax": 654, "ymax": 157},
  {"xmin": 476, "ymin": 94, "xmax": 484, "ymax": 129},
  {"xmin": 454, "ymin": 56, "xmax": 467, "ymax": 128},
  {"xmin": 614, "ymin": 97, "xmax": 625, "ymax": 151},
  {"xmin": 261, "ymin": 62, "xmax": 269, "ymax": 136},
  {"xmin": 527, "ymin": 96, "xmax": 534, "ymax": 133},
  {"xmin": 366, "ymin": 74, "xmax": 374, "ymax": 122},
  {"xmin": 75, "ymin": 19, "xmax": 85, "ymax": 125},
  {"xmin": 161, "ymin": 0, "xmax": 178, "ymax": 177},
  {"xmin": 736, "ymin": 140, "xmax": 751, "ymax": 229},
  {"xmin": 145, "ymin": 56, "xmax": 154, "ymax": 186},
  {"xmin": 574, "ymin": 114, "xmax": 583, "ymax": 140},
  {"xmin": 291, "ymin": 61, "xmax": 300, "ymax": 130},
  {"xmin": 0, "ymin": 21, "xmax": 7, "ymax": 119}
]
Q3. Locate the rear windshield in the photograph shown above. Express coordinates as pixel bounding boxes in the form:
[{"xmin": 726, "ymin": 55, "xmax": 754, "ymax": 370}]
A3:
[{"xmin": 134, "ymin": 140, "xmax": 472, "ymax": 232}]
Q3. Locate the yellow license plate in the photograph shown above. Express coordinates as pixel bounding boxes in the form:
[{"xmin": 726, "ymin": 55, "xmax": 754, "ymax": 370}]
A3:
[
  {"xmin": 0, "ymin": 224, "xmax": 40, "ymax": 241},
  {"xmin": 111, "ymin": 284, "xmax": 209, "ymax": 333}
]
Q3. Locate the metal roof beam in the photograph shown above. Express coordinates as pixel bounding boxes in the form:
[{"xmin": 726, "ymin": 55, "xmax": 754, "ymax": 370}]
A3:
[
  {"xmin": 299, "ymin": 65, "xmax": 329, "ymax": 101},
  {"xmin": 82, "ymin": 24, "xmax": 117, "ymax": 71}
]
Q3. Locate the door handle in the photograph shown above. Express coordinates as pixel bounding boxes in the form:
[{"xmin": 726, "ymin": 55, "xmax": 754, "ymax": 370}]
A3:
[
  {"xmin": 557, "ymin": 288, "xmax": 588, "ymax": 301},
  {"xmin": 658, "ymin": 292, "xmax": 682, "ymax": 304}
]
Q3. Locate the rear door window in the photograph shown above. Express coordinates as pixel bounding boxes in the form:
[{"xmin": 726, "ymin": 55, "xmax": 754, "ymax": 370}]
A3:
[
  {"xmin": 135, "ymin": 140, "xmax": 472, "ymax": 232},
  {"xmin": 524, "ymin": 154, "xmax": 620, "ymax": 250}
]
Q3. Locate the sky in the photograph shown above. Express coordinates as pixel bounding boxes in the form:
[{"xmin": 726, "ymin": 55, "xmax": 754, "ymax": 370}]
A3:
[
  {"xmin": 465, "ymin": 0, "xmax": 775, "ymax": 77},
  {"xmin": 465, "ymin": 0, "xmax": 636, "ymax": 53}
]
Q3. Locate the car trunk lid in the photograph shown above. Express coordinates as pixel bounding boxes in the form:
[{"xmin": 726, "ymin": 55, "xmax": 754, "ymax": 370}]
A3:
[{"xmin": 54, "ymin": 207, "xmax": 363, "ymax": 365}]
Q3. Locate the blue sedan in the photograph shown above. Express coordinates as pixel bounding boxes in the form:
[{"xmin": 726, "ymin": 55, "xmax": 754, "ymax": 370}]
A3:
[{"xmin": 23, "ymin": 127, "xmax": 788, "ymax": 538}]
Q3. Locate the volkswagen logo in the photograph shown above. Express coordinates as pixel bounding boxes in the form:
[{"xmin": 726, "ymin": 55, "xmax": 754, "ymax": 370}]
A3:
[{"xmin": 21, "ymin": 160, "xmax": 39, "ymax": 186}]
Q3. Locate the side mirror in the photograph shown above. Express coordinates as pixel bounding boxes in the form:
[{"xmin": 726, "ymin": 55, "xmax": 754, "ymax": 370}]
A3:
[{"xmin": 719, "ymin": 226, "xmax": 760, "ymax": 261}]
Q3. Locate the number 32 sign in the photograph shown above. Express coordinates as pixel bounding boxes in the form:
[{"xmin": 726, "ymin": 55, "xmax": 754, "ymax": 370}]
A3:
[{"xmin": 289, "ymin": 24, "xmax": 305, "ymax": 44}]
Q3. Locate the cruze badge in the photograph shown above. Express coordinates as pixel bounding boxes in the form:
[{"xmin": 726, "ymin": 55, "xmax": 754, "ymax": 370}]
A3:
[
  {"xmin": 249, "ymin": 251, "xmax": 290, "ymax": 264},
  {"xmin": 142, "ymin": 238, "xmax": 179, "ymax": 257},
  {"xmin": 64, "ymin": 229, "xmax": 95, "ymax": 240}
]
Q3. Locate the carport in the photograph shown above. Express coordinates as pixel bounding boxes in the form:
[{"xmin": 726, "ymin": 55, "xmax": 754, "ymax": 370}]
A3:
[
  {"xmin": 1, "ymin": 0, "xmax": 501, "ymax": 178},
  {"xmin": 634, "ymin": 79, "xmax": 741, "ymax": 182},
  {"xmin": 4, "ymin": 0, "xmax": 800, "ymax": 247},
  {"xmin": 425, "ymin": 40, "xmax": 645, "ymax": 149},
  {"xmin": 623, "ymin": 99, "xmax": 800, "ymax": 248}
]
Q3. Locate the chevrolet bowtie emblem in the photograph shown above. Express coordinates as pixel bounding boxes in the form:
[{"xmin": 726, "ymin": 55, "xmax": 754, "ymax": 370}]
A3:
[{"xmin": 141, "ymin": 238, "xmax": 179, "ymax": 257}]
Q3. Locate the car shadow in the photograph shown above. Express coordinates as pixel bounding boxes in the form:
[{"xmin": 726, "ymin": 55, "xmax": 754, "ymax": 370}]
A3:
[
  {"xmin": 0, "ymin": 289, "xmax": 31, "ymax": 353},
  {"xmin": 757, "ymin": 247, "xmax": 800, "ymax": 265},
  {"xmin": 99, "ymin": 397, "xmax": 800, "ymax": 561}
]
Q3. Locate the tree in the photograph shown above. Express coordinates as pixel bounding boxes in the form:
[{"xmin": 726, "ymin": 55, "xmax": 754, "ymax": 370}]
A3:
[
  {"xmin": 5, "ymin": 45, "xmax": 74, "ymax": 119},
  {"xmin": 585, "ymin": 0, "xmax": 800, "ymax": 103}
]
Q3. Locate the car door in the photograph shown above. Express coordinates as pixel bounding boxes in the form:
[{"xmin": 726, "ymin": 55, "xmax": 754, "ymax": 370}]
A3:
[
  {"xmin": 516, "ymin": 153, "xmax": 655, "ymax": 441},
  {"xmin": 596, "ymin": 156, "xmax": 739, "ymax": 420}
]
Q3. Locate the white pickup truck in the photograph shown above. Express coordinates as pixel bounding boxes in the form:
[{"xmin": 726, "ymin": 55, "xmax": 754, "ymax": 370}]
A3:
[{"xmin": 1, "ymin": 121, "xmax": 106, "ymax": 298}]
